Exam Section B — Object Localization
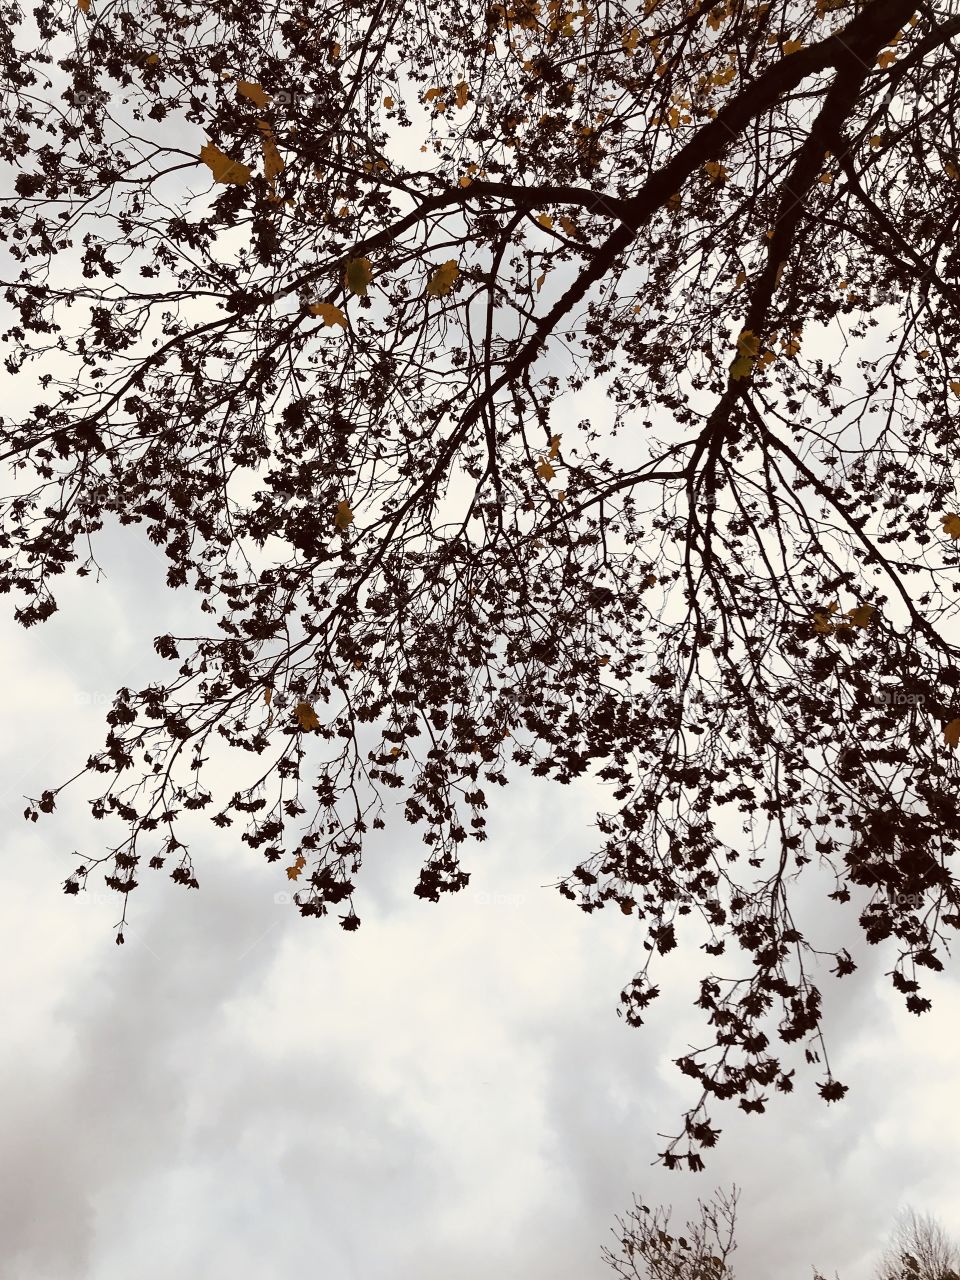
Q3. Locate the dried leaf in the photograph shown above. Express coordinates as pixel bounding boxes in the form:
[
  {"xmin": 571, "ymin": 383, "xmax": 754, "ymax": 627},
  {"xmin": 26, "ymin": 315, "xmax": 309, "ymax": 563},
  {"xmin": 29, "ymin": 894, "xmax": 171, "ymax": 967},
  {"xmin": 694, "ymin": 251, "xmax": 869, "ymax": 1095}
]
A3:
[
  {"xmin": 942, "ymin": 513, "xmax": 960, "ymax": 540},
  {"xmin": 549, "ymin": 434, "xmax": 561, "ymax": 458},
  {"xmin": 238, "ymin": 80, "xmax": 272, "ymax": 107},
  {"xmin": 454, "ymin": 80, "xmax": 469, "ymax": 108},
  {"xmin": 199, "ymin": 143, "xmax": 253, "ymax": 186},
  {"xmin": 844, "ymin": 604, "xmax": 875, "ymax": 629},
  {"xmin": 944, "ymin": 719, "xmax": 960, "ymax": 750},
  {"xmin": 427, "ymin": 259, "xmax": 460, "ymax": 297},
  {"xmin": 344, "ymin": 257, "xmax": 373, "ymax": 296},
  {"xmin": 257, "ymin": 120, "xmax": 284, "ymax": 196},
  {"xmin": 535, "ymin": 213, "xmax": 554, "ymax": 230},
  {"xmin": 310, "ymin": 302, "xmax": 347, "ymax": 328},
  {"xmin": 294, "ymin": 702, "xmax": 320, "ymax": 731},
  {"xmin": 335, "ymin": 499, "xmax": 354, "ymax": 530},
  {"xmin": 77, "ymin": 0, "xmax": 90, "ymax": 12},
  {"xmin": 264, "ymin": 686, "xmax": 273, "ymax": 705},
  {"xmin": 286, "ymin": 854, "xmax": 307, "ymax": 880},
  {"xmin": 536, "ymin": 457, "xmax": 555, "ymax": 481},
  {"xmin": 383, "ymin": 95, "xmax": 395, "ymax": 109},
  {"xmin": 782, "ymin": 38, "xmax": 804, "ymax": 54}
]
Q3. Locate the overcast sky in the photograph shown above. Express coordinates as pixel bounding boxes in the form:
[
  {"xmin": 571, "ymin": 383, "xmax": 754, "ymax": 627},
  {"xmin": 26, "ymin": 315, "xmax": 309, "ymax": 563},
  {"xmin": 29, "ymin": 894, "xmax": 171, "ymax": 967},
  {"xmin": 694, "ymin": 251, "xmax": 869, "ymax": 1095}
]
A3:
[{"xmin": 1, "ymin": 512, "xmax": 958, "ymax": 1280}]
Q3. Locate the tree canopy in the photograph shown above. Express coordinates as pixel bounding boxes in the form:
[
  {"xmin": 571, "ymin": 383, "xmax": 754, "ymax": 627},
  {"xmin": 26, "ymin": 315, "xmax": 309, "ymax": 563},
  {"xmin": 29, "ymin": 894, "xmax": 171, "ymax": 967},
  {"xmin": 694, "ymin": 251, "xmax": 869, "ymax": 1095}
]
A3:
[{"xmin": 2, "ymin": 0, "xmax": 960, "ymax": 1169}]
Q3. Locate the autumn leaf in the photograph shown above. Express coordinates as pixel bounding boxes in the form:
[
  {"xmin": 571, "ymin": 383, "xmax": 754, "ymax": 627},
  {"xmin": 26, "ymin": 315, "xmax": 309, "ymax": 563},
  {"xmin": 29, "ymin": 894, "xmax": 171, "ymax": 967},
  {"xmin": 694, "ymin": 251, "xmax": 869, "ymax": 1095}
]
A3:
[
  {"xmin": 876, "ymin": 50, "xmax": 896, "ymax": 69},
  {"xmin": 945, "ymin": 161, "xmax": 960, "ymax": 181},
  {"xmin": 729, "ymin": 355, "xmax": 753, "ymax": 380},
  {"xmin": 813, "ymin": 602, "xmax": 839, "ymax": 634},
  {"xmin": 334, "ymin": 499, "xmax": 354, "ymax": 530},
  {"xmin": 944, "ymin": 719, "xmax": 960, "ymax": 750},
  {"xmin": 257, "ymin": 120, "xmax": 284, "ymax": 196},
  {"xmin": 949, "ymin": 381, "xmax": 960, "ymax": 395},
  {"xmin": 264, "ymin": 685, "xmax": 272, "ymax": 705},
  {"xmin": 145, "ymin": 52, "xmax": 159, "ymax": 64},
  {"xmin": 199, "ymin": 142, "xmax": 253, "ymax": 185},
  {"xmin": 77, "ymin": 0, "xmax": 90, "ymax": 12},
  {"xmin": 942, "ymin": 513, "xmax": 960, "ymax": 540},
  {"xmin": 427, "ymin": 259, "xmax": 460, "ymax": 297},
  {"xmin": 286, "ymin": 854, "xmax": 307, "ymax": 880},
  {"xmin": 294, "ymin": 702, "xmax": 320, "ymax": 731},
  {"xmin": 535, "ymin": 271, "xmax": 546, "ymax": 292},
  {"xmin": 238, "ymin": 80, "xmax": 271, "ymax": 107},
  {"xmin": 782, "ymin": 38, "xmax": 804, "ymax": 54},
  {"xmin": 549, "ymin": 433, "xmax": 561, "ymax": 458},
  {"xmin": 622, "ymin": 26, "xmax": 640, "ymax": 53},
  {"xmin": 344, "ymin": 257, "xmax": 373, "ymax": 296},
  {"xmin": 535, "ymin": 213, "xmax": 554, "ymax": 230},
  {"xmin": 383, "ymin": 95, "xmax": 394, "ymax": 109},
  {"xmin": 844, "ymin": 604, "xmax": 875, "ymax": 629},
  {"xmin": 704, "ymin": 160, "xmax": 727, "ymax": 183},
  {"xmin": 454, "ymin": 80, "xmax": 469, "ymax": 108},
  {"xmin": 536, "ymin": 458, "xmax": 555, "ymax": 481},
  {"xmin": 310, "ymin": 302, "xmax": 347, "ymax": 328}
]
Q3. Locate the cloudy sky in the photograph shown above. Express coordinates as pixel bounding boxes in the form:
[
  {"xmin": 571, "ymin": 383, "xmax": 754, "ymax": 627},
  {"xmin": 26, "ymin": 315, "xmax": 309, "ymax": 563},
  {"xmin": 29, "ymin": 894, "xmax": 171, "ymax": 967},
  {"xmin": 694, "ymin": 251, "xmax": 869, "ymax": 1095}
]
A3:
[{"xmin": 1, "ymin": 511, "xmax": 959, "ymax": 1280}]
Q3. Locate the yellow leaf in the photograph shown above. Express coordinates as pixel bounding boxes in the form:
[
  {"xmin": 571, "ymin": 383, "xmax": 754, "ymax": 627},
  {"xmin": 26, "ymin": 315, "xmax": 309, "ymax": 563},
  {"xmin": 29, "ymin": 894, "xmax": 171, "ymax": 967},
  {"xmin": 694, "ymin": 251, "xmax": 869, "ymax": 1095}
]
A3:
[
  {"xmin": 286, "ymin": 855, "xmax": 307, "ymax": 881},
  {"xmin": 549, "ymin": 433, "xmax": 561, "ymax": 458},
  {"xmin": 334, "ymin": 499, "xmax": 354, "ymax": 530},
  {"xmin": 199, "ymin": 143, "xmax": 253, "ymax": 186},
  {"xmin": 869, "ymin": 135, "xmax": 883, "ymax": 148},
  {"xmin": 344, "ymin": 257, "xmax": 373, "ymax": 296},
  {"xmin": 294, "ymin": 702, "xmax": 320, "ymax": 731},
  {"xmin": 238, "ymin": 80, "xmax": 272, "ymax": 107},
  {"xmin": 145, "ymin": 53, "xmax": 159, "ymax": 64},
  {"xmin": 383, "ymin": 95, "xmax": 394, "ymax": 109},
  {"xmin": 535, "ymin": 213, "xmax": 554, "ymax": 230},
  {"xmin": 782, "ymin": 38, "xmax": 804, "ymax": 54},
  {"xmin": 536, "ymin": 458, "xmax": 555, "ymax": 482},
  {"xmin": 704, "ymin": 160, "xmax": 727, "ymax": 183},
  {"xmin": 622, "ymin": 26, "xmax": 640, "ymax": 53},
  {"xmin": 257, "ymin": 120, "xmax": 284, "ymax": 193},
  {"xmin": 309, "ymin": 302, "xmax": 347, "ymax": 328},
  {"xmin": 264, "ymin": 686, "xmax": 272, "ymax": 704},
  {"xmin": 427, "ymin": 259, "xmax": 460, "ymax": 297},
  {"xmin": 844, "ymin": 604, "xmax": 875, "ymax": 629},
  {"xmin": 876, "ymin": 50, "xmax": 896, "ymax": 68},
  {"xmin": 944, "ymin": 718, "xmax": 960, "ymax": 750},
  {"xmin": 454, "ymin": 80, "xmax": 469, "ymax": 108},
  {"xmin": 942, "ymin": 513, "xmax": 960, "ymax": 540},
  {"xmin": 729, "ymin": 355, "xmax": 754, "ymax": 380}
]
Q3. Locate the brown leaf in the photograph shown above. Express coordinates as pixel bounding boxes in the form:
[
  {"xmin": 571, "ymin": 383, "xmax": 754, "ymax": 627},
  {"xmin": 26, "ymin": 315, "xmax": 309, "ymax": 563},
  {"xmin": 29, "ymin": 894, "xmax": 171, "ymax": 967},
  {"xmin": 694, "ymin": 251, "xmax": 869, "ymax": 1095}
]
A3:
[
  {"xmin": 944, "ymin": 719, "xmax": 960, "ymax": 750},
  {"xmin": 334, "ymin": 499, "xmax": 354, "ymax": 530},
  {"xmin": 294, "ymin": 702, "xmax": 320, "ymax": 731}
]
